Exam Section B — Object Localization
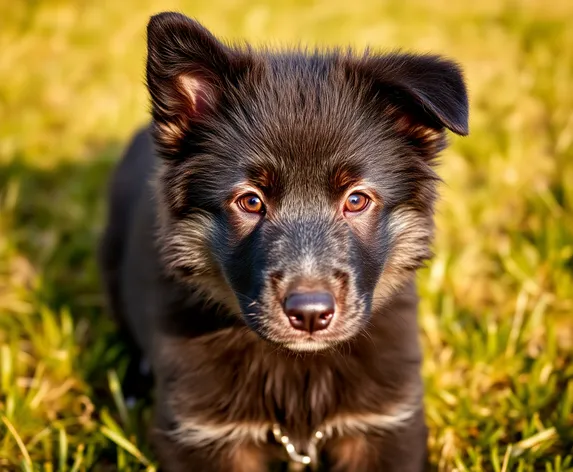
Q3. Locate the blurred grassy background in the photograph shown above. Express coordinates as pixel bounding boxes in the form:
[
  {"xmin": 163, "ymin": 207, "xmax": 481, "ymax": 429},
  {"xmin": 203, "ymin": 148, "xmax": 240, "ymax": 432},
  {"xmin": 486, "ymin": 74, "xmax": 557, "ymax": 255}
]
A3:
[{"xmin": 1, "ymin": 0, "xmax": 572, "ymax": 470}]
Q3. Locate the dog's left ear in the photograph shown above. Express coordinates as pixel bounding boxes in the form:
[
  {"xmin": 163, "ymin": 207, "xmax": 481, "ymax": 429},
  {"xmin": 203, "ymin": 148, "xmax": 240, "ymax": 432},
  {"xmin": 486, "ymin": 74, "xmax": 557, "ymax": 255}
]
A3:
[{"xmin": 358, "ymin": 53, "xmax": 469, "ymax": 142}]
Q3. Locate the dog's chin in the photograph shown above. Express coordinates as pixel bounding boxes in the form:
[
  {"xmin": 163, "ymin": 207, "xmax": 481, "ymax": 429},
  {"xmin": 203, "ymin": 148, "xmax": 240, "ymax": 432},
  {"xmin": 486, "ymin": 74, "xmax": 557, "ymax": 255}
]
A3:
[
  {"xmin": 257, "ymin": 328, "xmax": 361, "ymax": 353},
  {"xmin": 281, "ymin": 339, "xmax": 339, "ymax": 353}
]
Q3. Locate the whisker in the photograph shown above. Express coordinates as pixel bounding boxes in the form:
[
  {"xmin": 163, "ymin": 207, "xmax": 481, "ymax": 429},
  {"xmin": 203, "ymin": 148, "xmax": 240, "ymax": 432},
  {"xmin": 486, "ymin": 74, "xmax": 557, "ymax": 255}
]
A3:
[{"xmin": 236, "ymin": 293, "xmax": 260, "ymax": 306}]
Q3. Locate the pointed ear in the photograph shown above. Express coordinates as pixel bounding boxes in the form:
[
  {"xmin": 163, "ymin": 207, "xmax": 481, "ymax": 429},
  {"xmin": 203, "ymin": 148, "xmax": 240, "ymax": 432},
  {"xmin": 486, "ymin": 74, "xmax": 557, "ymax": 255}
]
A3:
[
  {"xmin": 146, "ymin": 12, "xmax": 250, "ymax": 157},
  {"xmin": 359, "ymin": 53, "xmax": 469, "ymax": 139}
]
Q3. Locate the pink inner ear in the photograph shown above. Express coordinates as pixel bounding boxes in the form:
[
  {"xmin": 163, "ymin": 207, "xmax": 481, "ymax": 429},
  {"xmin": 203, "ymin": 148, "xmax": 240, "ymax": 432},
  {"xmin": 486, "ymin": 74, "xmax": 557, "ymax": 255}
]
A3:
[
  {"xmin": 178, "ymin": 74, "xmax": 213, "ymax": 117},
  {"xmin": 154, "ymin": 74, "xmax": 216, "ymax": 154},
  {"xmin": 387, "ymin": 105, "xmax": 443, "ymax": 143}
]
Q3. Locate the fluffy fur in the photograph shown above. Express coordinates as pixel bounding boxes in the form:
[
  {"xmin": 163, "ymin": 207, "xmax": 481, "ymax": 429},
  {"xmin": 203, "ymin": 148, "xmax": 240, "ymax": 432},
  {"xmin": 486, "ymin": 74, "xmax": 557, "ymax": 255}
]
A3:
[{"xmin": 98, "ymin": 11, "xmax": 468, "ymax": 472}]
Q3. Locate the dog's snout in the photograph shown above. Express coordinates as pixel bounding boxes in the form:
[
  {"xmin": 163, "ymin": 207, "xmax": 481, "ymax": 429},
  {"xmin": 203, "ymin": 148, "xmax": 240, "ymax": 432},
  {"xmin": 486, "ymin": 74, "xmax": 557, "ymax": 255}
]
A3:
[{"xmin": 283, "ymin": 291, "xmax": 335, "ymax": 333}]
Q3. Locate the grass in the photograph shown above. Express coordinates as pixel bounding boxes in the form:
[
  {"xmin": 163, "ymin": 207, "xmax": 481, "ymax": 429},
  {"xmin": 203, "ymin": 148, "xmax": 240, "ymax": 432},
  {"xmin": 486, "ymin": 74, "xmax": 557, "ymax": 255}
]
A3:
[{"xmin": 0, "ymin": 0, "xmax": 572, "ymax": 470}]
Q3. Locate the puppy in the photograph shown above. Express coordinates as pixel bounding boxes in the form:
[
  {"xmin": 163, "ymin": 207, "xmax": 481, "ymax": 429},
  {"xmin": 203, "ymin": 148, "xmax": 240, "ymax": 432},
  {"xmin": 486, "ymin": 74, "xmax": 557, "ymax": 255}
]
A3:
[{"xmin": 98, "ymin": 11, "xmax": 468, "ymax": 472}]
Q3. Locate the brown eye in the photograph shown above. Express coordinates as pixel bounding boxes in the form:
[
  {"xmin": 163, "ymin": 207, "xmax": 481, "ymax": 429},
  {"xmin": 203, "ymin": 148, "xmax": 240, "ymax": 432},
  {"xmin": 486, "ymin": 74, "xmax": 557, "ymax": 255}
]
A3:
[
  {"xmin": 237, "ymin": 194, "xmax": 265, "ymax": 214},
  {"xmin": 344, "ymin": 193, "xmax": 370, "ymax": 213}
]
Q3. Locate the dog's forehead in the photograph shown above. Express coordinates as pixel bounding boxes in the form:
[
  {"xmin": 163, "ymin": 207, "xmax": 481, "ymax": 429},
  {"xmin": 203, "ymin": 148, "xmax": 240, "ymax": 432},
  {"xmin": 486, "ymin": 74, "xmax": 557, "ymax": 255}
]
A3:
[
  {"xmin": 233, "ymin": 89, "xmax": 378, "ymax": 175},
  {"xmin": 220, "ymin": 56, "xmax": 385, "ymax": 166}
]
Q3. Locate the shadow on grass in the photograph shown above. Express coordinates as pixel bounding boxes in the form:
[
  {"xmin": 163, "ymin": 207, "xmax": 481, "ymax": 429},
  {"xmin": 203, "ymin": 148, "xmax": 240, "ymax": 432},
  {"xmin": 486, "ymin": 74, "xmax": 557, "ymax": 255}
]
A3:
[
  {"xmin": 1, "ymin": 147, "xmax": 116, "ymax": 310},
  {"xmin": 0, "ymin": 143, "xmax": 155, "ymax": 465}
]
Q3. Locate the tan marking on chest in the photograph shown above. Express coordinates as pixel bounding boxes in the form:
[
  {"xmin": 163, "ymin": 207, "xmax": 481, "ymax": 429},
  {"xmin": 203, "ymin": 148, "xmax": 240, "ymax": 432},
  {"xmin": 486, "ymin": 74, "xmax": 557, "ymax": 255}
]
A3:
[
  {"xmin": 170, "ymin": 402, "xmax": 418, "ymax": 449},
  {"xmin": 169, "ymin": 418, "xmax": 272, "ymax": 448}
]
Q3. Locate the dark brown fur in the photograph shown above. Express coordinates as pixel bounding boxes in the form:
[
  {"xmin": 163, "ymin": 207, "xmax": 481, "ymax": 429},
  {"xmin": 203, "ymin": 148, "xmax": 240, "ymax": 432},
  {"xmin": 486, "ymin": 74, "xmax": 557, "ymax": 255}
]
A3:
[{"xmin": 98, "ymin": 12, "xmax": 468, "ymax": 471}]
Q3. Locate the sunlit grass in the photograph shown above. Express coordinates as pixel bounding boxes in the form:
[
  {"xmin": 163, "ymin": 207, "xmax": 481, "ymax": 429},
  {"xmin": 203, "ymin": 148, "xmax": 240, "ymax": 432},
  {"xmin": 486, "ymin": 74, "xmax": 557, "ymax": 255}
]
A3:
[{"xmin": 1, "ymin": 0, "xmax": 572, "ymax": 470}]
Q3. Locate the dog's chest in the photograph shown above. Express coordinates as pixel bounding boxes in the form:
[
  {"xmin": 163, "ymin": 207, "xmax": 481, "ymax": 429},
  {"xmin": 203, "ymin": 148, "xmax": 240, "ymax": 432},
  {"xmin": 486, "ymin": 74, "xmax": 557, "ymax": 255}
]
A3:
[{"xmin": 159, "ymin": 329, "xmax": 414, "ymax": 451}]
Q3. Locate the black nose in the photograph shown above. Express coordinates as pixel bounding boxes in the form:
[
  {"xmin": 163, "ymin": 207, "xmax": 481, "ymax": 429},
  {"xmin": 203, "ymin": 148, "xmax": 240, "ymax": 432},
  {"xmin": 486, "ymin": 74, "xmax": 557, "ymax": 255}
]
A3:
[{"xmin": 283, "ymin": 291, "xmax": 335, "ymax": 333}]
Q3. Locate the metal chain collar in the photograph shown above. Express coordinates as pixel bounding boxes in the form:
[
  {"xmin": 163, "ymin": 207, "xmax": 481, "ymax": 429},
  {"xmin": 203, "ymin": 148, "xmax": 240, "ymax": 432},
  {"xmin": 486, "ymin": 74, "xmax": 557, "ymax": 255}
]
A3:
[{"xmin": 272, "ymin": 423, "xmax": 325, "ymax": 470}]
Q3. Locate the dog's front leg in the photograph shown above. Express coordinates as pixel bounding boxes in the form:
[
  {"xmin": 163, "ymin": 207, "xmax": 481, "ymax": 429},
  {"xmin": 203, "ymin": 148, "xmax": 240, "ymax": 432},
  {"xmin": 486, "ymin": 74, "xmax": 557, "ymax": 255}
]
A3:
[{"xmin": 324, "ymin": 410, "xmax": 428, "ymax": 472}]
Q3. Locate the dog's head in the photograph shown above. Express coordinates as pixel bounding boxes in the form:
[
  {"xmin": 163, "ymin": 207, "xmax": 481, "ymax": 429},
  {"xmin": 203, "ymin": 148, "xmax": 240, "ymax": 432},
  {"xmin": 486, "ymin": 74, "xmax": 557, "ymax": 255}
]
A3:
[{"xmin": 147, "ymin": 13, "xmax": 468, "ymax": 352}]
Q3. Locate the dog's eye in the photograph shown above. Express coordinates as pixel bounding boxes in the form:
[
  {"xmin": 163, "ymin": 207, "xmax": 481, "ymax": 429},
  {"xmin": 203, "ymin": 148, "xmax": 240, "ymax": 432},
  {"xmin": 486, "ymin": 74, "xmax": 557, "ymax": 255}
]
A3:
[
  {"xmin": 237, "ymin": 194, "xmax": 265, "ymax": 214},
  {"xmin": 344, "ymin": 193, "xmax": 370, "ymax": 213}
]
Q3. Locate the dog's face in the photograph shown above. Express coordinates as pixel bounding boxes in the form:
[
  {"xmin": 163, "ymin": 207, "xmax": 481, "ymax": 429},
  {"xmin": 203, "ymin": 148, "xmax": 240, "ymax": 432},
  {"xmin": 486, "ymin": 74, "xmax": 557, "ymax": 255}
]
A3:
[{"xmin": 147, "ymin": 13, "xmax": 468, "ymax": 351}]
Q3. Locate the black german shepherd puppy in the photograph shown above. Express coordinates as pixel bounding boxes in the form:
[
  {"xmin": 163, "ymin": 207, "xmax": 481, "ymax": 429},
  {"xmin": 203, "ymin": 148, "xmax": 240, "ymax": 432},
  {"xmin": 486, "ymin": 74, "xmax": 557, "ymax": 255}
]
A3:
[{"xmin": 98, "ymin": 11, "xmax": 468, "ymax": 472}]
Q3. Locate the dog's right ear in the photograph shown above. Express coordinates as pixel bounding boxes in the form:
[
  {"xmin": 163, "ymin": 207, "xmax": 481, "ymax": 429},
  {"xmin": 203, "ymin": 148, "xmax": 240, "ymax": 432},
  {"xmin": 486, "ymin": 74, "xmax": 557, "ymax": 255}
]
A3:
[{"xmin": 146, "ymin": 12, "xmax": 250, "ymax": 158}]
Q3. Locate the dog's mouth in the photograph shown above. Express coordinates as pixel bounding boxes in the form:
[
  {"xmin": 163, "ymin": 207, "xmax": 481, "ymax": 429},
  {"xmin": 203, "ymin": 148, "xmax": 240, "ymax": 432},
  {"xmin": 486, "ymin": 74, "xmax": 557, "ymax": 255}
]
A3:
[{"xmin": 257, "ymin": 314, "xmax": 365, "ymax": 352}]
